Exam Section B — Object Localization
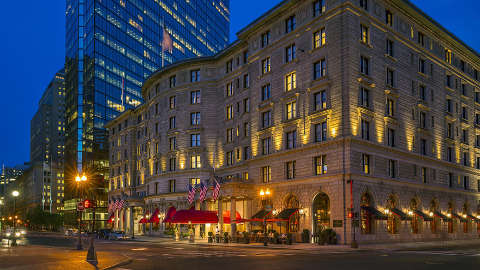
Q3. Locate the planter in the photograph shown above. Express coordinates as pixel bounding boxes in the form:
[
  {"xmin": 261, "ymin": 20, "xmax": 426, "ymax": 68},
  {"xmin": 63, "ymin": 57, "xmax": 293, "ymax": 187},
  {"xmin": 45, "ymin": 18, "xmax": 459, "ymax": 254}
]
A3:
[{"xmin": 208, "ymin": 236, "xmax": 213, "ymax": 243}]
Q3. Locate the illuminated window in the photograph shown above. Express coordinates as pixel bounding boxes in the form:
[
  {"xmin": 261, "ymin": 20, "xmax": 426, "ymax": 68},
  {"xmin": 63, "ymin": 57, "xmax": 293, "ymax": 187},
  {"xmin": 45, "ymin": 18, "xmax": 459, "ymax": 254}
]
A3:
[
  {"xmin": 262, "ymin": 57, "xmax": 271, "ymax": 74},
  {"xmin": 385, "ymin": 10, "xmax": 393, "ymax": 27},
  {"xmin": 315, "ymin": 155, "xmax": 327, "ymax": 175},
  {"xmin": 445, "ymin": 49, "xmax": 452, "ymax": 64},
  {"xmin": 361, "ymin": 154, "xmax": 370, "ymax": 174},
  {"xmin": 226, "ymin": 105, "xmax": 233, "ymax": 120},
  {"xmin": 226, "ymin": 82, "xmax": 233, "ymax": 96},
  {"xmin": 191, "ymin": 155, "xmax": 201, "ymax": 169},
  {"xmin": 190, "ymin": 178, "xmax": 200, "ymax": 186},
  {"xmin": 262, "ymin": 166, "xmax": 271, "ymax": 183},
  {"xmin": 286, "ymin": 101, "xmax": 296, "ymax": 120},
  {"xmin": 360, "ymin": 24, "xmax": 369, "ymax": 43},
  {"xmin": 386, "ymin": 98, "xmax": 394, "ymax": 116},
  {"xmin": 285, "ymin": 72, "xmax": 296, "ymax": 91},
  {"xmin": 313, "ymin": 28, "xmax": 326, "ymax": 48}
]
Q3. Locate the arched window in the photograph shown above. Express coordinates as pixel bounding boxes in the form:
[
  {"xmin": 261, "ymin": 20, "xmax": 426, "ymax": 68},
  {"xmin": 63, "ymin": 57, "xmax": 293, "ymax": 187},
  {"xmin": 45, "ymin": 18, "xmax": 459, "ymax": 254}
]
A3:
[
  {"xmin": 429, "ymin": 200, "xmax": 439, "ymax": 234},
  {"xmin": 313, "ymin": 193, "xmax": 330, "ymax": 235},
  {"xmin": 447, "ymin": 202, "xmax": 454, "ymax": 234},
  {"xmin": 410, "ymin": 199, "xmax": 419, "ymax": 234},
  {"xmin": 387, "ymin": 195, "xmax": 399, "ymax": 234},
  {"xmin": 360, "ymin": 193, "xmax": 373, "ymax": 234},
  {"xmin": 285, "ymin": 195, "xmax": 300, "ymax": 232}
]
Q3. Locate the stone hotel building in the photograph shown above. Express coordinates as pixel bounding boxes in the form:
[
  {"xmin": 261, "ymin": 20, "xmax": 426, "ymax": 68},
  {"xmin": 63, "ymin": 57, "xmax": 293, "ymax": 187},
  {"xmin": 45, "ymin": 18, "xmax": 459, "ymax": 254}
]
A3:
[{"xmin": 107, "ymin": 0, "xmax": 480, "ymax": 243}]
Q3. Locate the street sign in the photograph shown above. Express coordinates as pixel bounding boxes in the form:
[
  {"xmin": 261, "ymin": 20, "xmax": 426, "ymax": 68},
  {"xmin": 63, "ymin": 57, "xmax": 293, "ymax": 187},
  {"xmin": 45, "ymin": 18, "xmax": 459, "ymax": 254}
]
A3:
[{"xmin": 77, "ymin": 202, "xmax": 85, "ymax": 211}]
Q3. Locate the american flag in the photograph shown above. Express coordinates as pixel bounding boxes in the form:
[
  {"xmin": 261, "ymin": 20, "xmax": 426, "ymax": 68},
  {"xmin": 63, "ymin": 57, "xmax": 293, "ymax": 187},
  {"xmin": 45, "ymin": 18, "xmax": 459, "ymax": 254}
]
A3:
[
  {"xmin": 199, "ymin": 182, "xmax": 208, "ymax": 202},
  {"xmin": 212, "ymin": 179, "xmax": 220, "ymax": 201},
  {"xmin": 187, "ymin": 184, "xmax": 196, "ymax": 205},
  {"xmin": 113, "ymin": 200, "xmax": 120, "ymax": 211},
  {"xmin": 118, "ymin": 200, "xmax": 125, "ymax": 210},
  {"xmin": 162, "ymin": 28, "xmax": 173, "ymax": 54}
]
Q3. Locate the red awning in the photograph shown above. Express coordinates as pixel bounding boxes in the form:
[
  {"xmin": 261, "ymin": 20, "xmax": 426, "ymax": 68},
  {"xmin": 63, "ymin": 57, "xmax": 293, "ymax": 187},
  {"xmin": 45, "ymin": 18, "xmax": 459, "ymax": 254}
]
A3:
[
  {"xmin": 107, "ymin": 213, "xmax": 115, "ymax": 223},
  {"xmin": 170, "ymin": 209, "xmax": 219, "ymax": 224},
  {"xmin": 162, "ymin": 206, "xmax": 177, "ymax": 223},
  {"xmin": 223, "ymin": 211, "xmax": 246, "ymax": 223},
  {"xmin": 139, "ymin": 218, "xmax": 148, "ymax": 224},
  {"xmin": 149, "ymin": 208, "xmax": 160, "ymax": 223}
]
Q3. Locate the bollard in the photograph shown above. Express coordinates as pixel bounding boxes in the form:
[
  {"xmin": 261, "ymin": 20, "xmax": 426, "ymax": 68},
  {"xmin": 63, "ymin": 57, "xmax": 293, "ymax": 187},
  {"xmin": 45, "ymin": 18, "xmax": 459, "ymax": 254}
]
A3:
[{"xmin": 86, "ymin": 236, "xmax": 98, "ymax": 267}]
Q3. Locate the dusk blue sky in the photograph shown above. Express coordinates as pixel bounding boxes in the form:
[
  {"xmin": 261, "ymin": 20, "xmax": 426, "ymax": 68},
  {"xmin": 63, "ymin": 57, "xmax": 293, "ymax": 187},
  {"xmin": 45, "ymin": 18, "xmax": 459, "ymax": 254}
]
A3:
[{"xmin": 0, "ymin": 0, "xmax": 479, "ymax": 167}]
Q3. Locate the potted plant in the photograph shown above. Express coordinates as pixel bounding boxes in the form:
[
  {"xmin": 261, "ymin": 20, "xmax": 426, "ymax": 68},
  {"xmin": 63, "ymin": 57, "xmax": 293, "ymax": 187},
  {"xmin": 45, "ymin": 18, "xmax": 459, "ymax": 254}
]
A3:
[
  {"xmin": 223, "ymin": 232, "xmax": 229, "ymax": 243},
  {"xmin": 243, "ymin": 231, "xmax": 250, "ymax": 244},
  {"xmin": 273, "ymin": 232, "xmax": 280, "ymax": 244},
  {"xmin": 208, "ymin": 231, "xmax": 213, "ymax": 243},
  {"xmin": 286, "ymin": 233, "xmax": 293, "ymax": 245},
  {"xmin": 324, "ymin": 229, "xmax": 337, "ymax": 245},
  {"xmin": 302, "ymin": 229, "xmax": 310, "ymax": 243}
]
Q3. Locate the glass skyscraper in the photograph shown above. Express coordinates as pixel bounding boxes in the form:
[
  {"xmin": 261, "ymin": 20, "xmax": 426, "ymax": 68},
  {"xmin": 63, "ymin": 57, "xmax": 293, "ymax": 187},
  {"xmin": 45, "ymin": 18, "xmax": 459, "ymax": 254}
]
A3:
[
  {"xmin": 64, "ymin": 0, "xmax": 230, "ymax": 226},
  {"xmin": 65, "ymin": 0, "xmax": 229, "ymax": 180}
]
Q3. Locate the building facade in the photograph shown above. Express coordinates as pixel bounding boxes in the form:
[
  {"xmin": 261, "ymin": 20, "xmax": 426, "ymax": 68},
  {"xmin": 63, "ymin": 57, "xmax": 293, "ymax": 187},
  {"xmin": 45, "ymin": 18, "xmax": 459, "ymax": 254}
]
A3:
[
  {"xmin": 64, "ymin": 0, "xmax": 230, "ymax": 227},
  {"xmin": 107, "ymin": 0, "xmax": 480, "ymax": 243},
  {"xmin": 30, "ymin": 69, "xmax": 66, "ymax": 213}
]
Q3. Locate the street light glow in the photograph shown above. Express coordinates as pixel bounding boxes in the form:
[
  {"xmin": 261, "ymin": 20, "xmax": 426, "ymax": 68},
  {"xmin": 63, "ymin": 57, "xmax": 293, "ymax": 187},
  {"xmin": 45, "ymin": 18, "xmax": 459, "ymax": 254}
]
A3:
[
  {"xmin": 12, "ymin": 190, "xmax": 19, "ymax": 197},
  {"xmin": 81, "ymin": 175, "xmax": 87, "ymax": 181}
]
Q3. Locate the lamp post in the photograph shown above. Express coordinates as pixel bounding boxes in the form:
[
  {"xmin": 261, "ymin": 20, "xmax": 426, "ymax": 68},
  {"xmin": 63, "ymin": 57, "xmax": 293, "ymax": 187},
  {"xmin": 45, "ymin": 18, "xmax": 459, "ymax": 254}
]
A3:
[
  {"xmin": 11, "ymin": 190, "xmax": 19, "ymax": 246},
  {"xmin": 259, "ymin": 188, "xmax": 271, "ymax": 246},
  {"xmin": 76, "ymin": 174, "xmax": 87, "ymax": 250}
]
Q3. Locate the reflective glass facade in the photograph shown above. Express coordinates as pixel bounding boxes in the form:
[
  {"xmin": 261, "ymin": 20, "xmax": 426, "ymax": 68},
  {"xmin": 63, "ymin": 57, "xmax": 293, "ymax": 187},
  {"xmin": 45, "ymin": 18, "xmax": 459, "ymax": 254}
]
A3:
[{"xmin": 65, "ymin": 0, "xmax": 230, "ymax": 187}]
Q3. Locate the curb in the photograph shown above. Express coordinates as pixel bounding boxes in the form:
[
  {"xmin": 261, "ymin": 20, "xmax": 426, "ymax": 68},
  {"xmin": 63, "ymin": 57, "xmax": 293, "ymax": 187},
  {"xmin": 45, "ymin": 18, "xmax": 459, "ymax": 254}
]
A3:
[{"xmin": 102, "ymin": 256, "xmax": 133, "ymax": 270}]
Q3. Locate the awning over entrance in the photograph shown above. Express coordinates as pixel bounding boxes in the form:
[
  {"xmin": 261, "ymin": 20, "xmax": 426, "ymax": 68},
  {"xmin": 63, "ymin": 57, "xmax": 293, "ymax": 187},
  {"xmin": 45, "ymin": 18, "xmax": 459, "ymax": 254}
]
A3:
[
  {"xmin": 467, "ymin": 214, "xmax": 480, "ymax": 222},
  {"xmin": 162, "ymin": 206, "xmax": 176, "ymax": 223},
  {"xmin": 149, "ymin": 208, "xmax": 160, "ymax": 223},
  {"xmin": 433, "ymin": 211, "xmax": 447, "ymax": 220},
  {"xmin": 267, "ymin": 208, "xmax": 298, "ymax": 222},
  {"xmin": 249, "ymin": 209, "xmax": 273, "ymax": 222},
  {"xmin": 414, "ymin": 210, "xmax": 433, "ymax": 221},
  {"xmin": 139, "ymin": 218, "xmax": 148, "ymax": 224},
  {"xmin": 451, "ymin": 213, "xmax": 467, "ymax": 222},
  {"xmin": 390, "ymin": 208, "xmax": 408, "ymax": 220},
  {"xmin": 223, "ymin": 211, "xmax": 246, "ymax": 224},
  {"xmin": 360, "ymin": 206, "xmax": 387, "ymax": 220},
  {"xmin": 170, "ymin": 209, "xmax": 219, "ymax": 224}
]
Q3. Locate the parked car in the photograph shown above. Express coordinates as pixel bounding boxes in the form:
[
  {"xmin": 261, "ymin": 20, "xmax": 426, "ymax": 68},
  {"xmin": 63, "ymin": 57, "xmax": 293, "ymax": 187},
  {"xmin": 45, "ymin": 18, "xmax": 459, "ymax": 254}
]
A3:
[
  {"xmin": 108, "ymin": 231, "xmax": 125, "ymax": 240},
  {"xmin": 4, "ymin": 228, "xmax": 22, "ymax": 238},
  {"xmin": 98, "ymin": 229, "xmax": 112, "ymax": 239},
  {"xmin": 64, "ymin": 229, "xmax": 75, "ymax": 237}
]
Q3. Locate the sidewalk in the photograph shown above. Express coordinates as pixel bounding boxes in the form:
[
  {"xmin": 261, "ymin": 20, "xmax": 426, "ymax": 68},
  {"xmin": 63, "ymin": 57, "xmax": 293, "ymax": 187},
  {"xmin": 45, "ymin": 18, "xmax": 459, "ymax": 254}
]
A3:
[{"xmin": 127, "ymin": 235, "xmax": 480, "ymax": 252}]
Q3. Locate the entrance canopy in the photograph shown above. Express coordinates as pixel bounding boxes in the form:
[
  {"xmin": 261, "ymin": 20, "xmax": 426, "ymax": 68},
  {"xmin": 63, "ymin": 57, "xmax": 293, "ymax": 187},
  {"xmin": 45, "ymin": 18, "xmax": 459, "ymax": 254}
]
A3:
[
  {"xmin": 433, "ymin": 211, "xmax": 447, "ymax": 220},
  {"xmin": 249, "ymin": 209, "xmax": 273, "ymax": 222},
  {"xmin": 361, "ymin": 206, "xmax": 387, "ymax": 220},
  {"xmin": 162, "ymin": 206, "xmax": 177, "ymax": 223},
  {"xmin": 223, "ymin": 211, "xmax": 246, "ymax": 224},
  {"xmin": 390, "ymin": 208, "xmax": 408, "ymax": 220},
  {"xmin": 267, "ymin": 208, "xmax": 298, "ymax": 222},
  {"xmin": 170, "ymin": 209, "xmax": 219, "ymax": 224},
  {"xmin": 414, "ymin": 210, "xmax": 433, "ymax": 221}
]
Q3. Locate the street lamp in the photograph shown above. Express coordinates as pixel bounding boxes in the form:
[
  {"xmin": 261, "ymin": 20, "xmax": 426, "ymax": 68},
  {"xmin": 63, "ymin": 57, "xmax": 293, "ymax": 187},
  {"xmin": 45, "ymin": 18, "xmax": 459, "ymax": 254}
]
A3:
[
  {"xmin": 259, "ymin": 188, "xmax": 272, "ymax": 246},
  {"xmin": 11, "ymin": 190, "xmax": 19, "ymax": 246},
  {"xmin": 76, "ymin": 174, "xmax": 87, "ymax": 250}
]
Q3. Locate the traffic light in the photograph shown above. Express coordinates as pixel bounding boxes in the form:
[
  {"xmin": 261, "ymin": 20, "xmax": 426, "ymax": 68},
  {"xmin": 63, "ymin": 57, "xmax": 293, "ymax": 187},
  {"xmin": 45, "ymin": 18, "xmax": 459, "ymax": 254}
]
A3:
[{"xmin": 83, "ymin": 199, "xmax": 96, "ymax": 208}]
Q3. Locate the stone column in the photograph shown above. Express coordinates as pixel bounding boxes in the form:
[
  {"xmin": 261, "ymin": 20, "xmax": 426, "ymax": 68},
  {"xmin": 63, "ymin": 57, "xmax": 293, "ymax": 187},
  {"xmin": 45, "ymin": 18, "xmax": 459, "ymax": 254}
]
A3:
[
  {"xmin": 195, "ymin": 200, "xmax": 201, "ymax": 239},
  {"xmin": 114, "ymin": 209, "xmax": 119, "ymax": 230},
  {"xmin": 246, "ymin": 199, "xmax": 252, "ymax": 232},
  {"xmin": 230, "ymin": 197, "xmax": 236, "ymax": 238},
  {"xmin": 218, "ymin": 198, "xmax": 223, "ymax": 236},
  {"xmin": 119, "ymin": 209, "xmax": 123, "ymax": 232},
  {"xmin": 130, "ymin": 206, "xmax": 135, "ymax": 237},
  {"xmin": 122, "ymin": 209, "xmax": 127, "ymax": 233}
]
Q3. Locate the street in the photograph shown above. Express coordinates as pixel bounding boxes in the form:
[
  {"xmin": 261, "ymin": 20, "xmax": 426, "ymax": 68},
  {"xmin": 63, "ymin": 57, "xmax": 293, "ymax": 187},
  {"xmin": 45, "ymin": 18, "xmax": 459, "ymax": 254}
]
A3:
[{"xmin": 0, "ymin": 233, "xmax": 478, "ymax": 269}]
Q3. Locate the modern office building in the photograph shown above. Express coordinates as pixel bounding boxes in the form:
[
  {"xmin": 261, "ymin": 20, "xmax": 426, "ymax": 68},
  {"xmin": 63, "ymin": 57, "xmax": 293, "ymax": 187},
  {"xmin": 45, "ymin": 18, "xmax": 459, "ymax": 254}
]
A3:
[
  {"xmin": 107, "ymin": 0, "xmax": 480, "ymax": 243},
  {"xmin": 64, "ymin": 0, "xmax": 230, "ymax": 227},
  {"xmin": 30, "ymin": 69, "xmax": 66, "ymax": 213},
  {"xmin": 0, "ymin": 164, "xmax": 29, "ymax": 198}
]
